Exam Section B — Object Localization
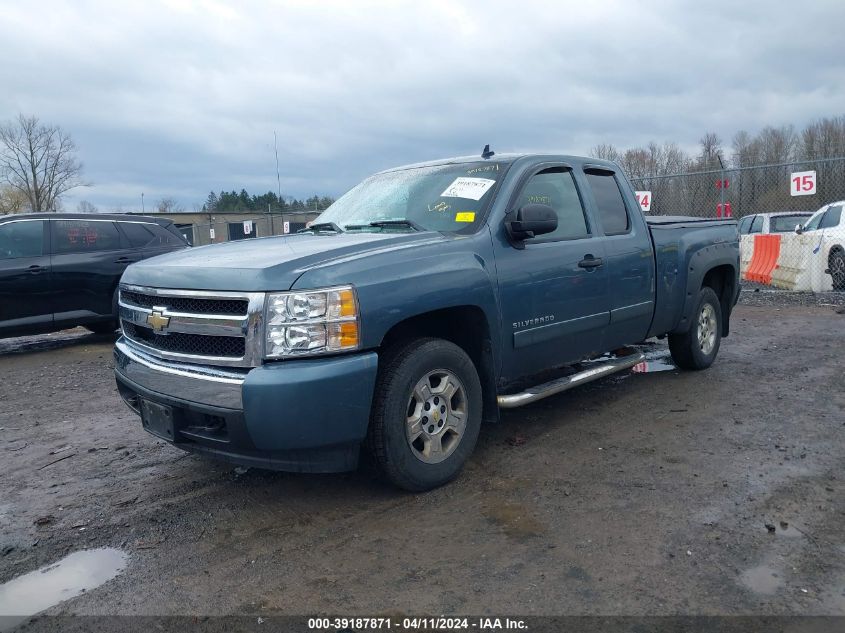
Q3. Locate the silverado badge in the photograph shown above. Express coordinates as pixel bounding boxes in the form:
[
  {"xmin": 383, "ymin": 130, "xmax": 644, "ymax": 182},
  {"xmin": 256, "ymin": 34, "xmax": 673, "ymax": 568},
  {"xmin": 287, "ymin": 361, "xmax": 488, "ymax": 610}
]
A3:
[{"xmin": 146, "ymin": 309, "xmax": 170, "ymax": 333}]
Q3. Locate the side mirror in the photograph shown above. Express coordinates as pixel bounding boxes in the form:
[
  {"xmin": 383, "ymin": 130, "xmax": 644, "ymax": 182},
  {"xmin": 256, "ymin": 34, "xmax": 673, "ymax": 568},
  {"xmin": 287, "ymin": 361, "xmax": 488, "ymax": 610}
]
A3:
[
  {"xmin": 506, "ymin": 204, "xmax": 558, "ymax": 245},
  {"xmin": 795, "ymin": 224, "xmax": 803, "ymax": 235}
]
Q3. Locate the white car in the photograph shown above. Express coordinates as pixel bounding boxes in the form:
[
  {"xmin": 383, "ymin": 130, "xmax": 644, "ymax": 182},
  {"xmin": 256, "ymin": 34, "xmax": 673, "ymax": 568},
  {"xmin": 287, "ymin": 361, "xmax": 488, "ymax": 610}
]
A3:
[
  {"xmin": 796, "ymin": 201, "xmax": 845, "ymax": 290},
  {"xmin": 738, "ymin": 211, "xmax": 813, "ymax": 235}
]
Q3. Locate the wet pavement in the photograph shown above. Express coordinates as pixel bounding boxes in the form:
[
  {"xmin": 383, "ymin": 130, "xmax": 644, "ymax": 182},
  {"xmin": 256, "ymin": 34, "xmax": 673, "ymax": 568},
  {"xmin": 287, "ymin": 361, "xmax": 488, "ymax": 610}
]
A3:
[
  {"xmin": 0, "ymin": 300, "xmax": 844, "ymax": 622},
  {"xmin": 0, "ymin": 548, "xmax": 127, "ymax": 631}
]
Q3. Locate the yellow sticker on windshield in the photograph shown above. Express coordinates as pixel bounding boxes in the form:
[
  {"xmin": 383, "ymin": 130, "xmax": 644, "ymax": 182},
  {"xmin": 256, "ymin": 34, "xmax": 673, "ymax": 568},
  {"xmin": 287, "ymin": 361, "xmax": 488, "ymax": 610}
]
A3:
[{"xmin": 455, "ymin": 212, "xmax": 475, "ymax": 223}]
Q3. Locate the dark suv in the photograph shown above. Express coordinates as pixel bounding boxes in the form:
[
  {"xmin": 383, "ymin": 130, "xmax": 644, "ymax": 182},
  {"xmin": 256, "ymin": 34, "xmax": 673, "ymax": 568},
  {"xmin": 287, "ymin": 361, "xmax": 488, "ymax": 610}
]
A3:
[{"xmin": 0, "ymin": 213, "xmax": 188, "ymax": 338}]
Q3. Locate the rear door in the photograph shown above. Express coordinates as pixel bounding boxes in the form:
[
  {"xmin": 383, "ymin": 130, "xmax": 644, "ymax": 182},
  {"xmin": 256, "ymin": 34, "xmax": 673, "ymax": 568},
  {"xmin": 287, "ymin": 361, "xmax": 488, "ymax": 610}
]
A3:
[
  {"xmin": 496, "ymin": 164, "xmax": 610, "ymax": 380},
  {"xmin": 49, "ymin": 218, "xmax": 126, "ymax": 324},
  {"xmin": 0, "ymin": 219, "xmax": 51, "ymax": 335},
  {"xmin": 580, "ymin": 167, "xmax": 655, "ymax": 351}
]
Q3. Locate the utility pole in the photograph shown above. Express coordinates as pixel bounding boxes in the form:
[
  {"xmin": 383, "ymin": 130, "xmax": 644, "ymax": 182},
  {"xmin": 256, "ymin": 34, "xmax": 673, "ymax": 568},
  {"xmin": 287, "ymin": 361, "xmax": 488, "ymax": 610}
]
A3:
[
  {"xmin": 141, "ymin": 192, "xmax": 145, "ymax": 213},
  {"xmin": 274, "ymin": 131, "xmax": 284, "ymax": 234}
]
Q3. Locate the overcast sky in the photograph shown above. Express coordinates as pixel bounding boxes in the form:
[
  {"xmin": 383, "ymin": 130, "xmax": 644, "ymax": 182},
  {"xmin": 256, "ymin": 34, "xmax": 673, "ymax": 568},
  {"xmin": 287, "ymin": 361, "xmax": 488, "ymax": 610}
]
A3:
[{"xmin": 1, "ymin": 0, "xmax": 843, "ymax": 212}]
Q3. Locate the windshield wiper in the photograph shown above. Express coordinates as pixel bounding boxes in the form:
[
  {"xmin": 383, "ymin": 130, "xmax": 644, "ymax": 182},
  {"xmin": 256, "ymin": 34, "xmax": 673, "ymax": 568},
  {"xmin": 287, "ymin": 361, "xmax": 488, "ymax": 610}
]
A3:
[
  {"xmin": 344, "ymin": 220, "xmax": 422, "ymax": 232},
  {"xmin": 297, "ymin": 222, "xmax": 343, "ymax": 234}
]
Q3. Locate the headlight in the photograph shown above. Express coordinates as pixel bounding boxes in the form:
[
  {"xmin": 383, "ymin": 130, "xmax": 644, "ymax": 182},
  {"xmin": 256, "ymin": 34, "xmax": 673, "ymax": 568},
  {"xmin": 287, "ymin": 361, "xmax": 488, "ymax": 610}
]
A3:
[{"xmin": 264, "ymin": 286, "xmax": 360, "ymax": 358}]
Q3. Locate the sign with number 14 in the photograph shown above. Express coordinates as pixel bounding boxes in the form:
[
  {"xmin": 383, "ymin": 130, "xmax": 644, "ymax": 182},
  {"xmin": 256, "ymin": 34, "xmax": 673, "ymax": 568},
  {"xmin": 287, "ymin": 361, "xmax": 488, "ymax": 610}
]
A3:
[{"xmin": 635, "ymin": 191, "xmax": 652, "ymax": 212}]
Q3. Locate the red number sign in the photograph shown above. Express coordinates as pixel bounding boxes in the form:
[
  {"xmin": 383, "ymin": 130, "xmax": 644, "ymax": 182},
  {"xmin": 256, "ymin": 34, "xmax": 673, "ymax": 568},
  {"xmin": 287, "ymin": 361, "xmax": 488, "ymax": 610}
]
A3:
[{"xmin": 790, "ymin": 171, "xmax": 816, "ymax": 196}]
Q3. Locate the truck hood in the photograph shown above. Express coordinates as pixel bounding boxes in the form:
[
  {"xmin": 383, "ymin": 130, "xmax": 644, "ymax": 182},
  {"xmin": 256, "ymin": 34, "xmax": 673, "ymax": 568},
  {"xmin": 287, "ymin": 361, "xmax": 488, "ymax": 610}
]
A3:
[{"xmin": 120, "ymin": 231, "xmax": 447, "ymax": 291}]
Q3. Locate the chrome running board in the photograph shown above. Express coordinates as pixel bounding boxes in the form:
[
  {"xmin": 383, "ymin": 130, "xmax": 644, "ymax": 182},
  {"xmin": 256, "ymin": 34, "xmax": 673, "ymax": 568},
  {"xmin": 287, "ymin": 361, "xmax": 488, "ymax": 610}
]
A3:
[{"xmin": 496, "ymin": 352, "xmax": 645, "ymax": 409}]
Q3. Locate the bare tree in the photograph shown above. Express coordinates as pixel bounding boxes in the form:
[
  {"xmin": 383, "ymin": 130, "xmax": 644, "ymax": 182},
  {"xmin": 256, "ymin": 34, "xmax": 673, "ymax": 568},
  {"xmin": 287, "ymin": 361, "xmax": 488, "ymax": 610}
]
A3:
[
  {"xmin": 156, "ymin": 197, "xmax": 185, "ymax": 213},
  {"xmin": 76, "ymin": 200, "xmax": 98, "ymax": 213},
  {"xmin": 696, "ymin": 132, "xmax": 723, "ymax": 170},
  {"xmin": 0, "ymin": 184, "xmax": 28, "ymax": 214},
  {"xmin": 590, "ymin": 143, "xmax": 620, "ymax": 162},
  {"xmin": 0, "ymin": 114, "xmax": 86, "ymax": 212}
]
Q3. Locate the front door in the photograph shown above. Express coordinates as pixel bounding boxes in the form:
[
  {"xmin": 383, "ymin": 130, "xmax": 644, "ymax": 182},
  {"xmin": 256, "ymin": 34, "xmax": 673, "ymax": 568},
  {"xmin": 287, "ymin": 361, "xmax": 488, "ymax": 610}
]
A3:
[
  {"xmin": 496, "ymin": 165, "xmax": 610, "ymax": 382},
  {"xmin": 0, "ymin": 219, "xmax": 52, "ymax": 335}
]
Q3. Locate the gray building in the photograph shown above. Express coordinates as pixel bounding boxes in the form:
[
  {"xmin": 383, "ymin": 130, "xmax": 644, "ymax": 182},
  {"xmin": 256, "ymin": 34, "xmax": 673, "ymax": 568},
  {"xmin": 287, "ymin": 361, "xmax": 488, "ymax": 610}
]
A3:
[{"xmin": 128, "ymin": 211, "xmax": 320, "ymax": 246}]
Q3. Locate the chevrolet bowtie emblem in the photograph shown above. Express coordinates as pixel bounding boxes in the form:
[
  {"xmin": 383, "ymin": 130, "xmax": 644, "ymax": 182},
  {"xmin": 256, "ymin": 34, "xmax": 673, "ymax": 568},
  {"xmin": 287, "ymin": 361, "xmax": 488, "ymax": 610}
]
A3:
[{"xmin": 146, "ymin": 309, "xmax": 170, "ymax": 332}]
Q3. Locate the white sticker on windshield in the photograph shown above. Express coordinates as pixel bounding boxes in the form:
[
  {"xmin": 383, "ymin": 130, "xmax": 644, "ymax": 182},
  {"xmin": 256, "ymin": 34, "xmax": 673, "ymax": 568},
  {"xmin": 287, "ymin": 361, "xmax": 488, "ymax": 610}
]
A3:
[{"xmin": 440, "ymin": 177, "xmax": 496, "ymax": 201}]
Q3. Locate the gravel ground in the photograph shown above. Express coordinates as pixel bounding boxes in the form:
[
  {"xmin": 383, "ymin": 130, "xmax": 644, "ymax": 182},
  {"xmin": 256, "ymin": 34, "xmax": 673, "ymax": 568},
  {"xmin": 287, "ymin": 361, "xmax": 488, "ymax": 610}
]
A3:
[{"xmin": 1, "ymin": 296, "xmax": 843, "ymax": 626}]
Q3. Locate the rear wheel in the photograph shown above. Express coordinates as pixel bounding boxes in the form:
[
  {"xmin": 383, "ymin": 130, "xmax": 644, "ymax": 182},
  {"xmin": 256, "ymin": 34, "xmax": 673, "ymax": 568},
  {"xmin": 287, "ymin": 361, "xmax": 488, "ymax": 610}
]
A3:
[
  {"xmin": 367, "ymin": 338, "xmax": 482, "ymax": 491},
  {"xmin": 830, "ymin": 249, "xmax": 845, "ymax": 291},
  {"xmin": 669, "ymin": 286, "xmax": 722, "ymax": 370}
]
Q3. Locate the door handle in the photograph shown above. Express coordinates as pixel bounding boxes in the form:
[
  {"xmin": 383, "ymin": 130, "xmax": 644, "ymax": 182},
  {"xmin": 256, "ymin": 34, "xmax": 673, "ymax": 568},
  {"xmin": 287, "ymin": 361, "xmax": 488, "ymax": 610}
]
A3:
[
  {"xmin": 28, "ymin": 265, "xmax": 46, "ymax": 274},
  {"xmin": 578, "ymin": 256, "xmax": 603, "ymax": 269}
]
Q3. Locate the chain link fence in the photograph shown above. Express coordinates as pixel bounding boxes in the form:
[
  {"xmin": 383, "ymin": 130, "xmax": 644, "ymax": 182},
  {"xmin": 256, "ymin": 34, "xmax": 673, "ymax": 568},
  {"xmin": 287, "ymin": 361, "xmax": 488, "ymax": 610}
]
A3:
[{"xmin": 630, "ymin": 157, "xmax": 845, "ymax": 292}]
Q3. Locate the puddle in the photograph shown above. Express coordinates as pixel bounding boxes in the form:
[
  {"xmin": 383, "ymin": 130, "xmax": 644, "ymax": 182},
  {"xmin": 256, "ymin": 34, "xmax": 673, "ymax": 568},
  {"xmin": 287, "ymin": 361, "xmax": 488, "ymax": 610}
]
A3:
[
  {"xmin": 482, "ymin": 501, "xmax": 546, "ymax": 539},
  {"xmin": 739, "ymin": 563, "xmax": 783, "ymax": 595},
  {"xmin": 583, "ymin": 346, "xmax": 678, "ymax": 375},
  {"xmin": 631, "ymin": 350, "xmax": 678, "ymax": 374},
  {"xmin": 0, "ymin": 548, "xmax": 127, "ymax": 629}
]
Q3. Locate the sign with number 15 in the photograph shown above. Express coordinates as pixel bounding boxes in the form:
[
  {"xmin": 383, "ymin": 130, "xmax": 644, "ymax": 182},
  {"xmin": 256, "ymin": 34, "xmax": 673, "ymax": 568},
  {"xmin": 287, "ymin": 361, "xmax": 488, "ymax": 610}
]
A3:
[{"xmin": 790, "ymin": 171, "xmax": 816, "ymax": 196}]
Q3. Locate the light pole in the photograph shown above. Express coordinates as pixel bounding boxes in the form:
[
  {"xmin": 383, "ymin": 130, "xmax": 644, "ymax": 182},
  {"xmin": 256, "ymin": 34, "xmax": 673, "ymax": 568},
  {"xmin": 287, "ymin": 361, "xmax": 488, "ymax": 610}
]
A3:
[{"xmin": 141, "ymin": 192, "xmax": 145, "ymax": 213}]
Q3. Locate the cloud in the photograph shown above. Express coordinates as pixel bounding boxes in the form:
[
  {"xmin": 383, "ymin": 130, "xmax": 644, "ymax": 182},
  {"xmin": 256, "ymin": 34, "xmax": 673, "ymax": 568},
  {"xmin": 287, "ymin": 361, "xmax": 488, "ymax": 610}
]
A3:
[{"xmin": 1, "ymin": 0, "xmax": 843, "ymax": 210}]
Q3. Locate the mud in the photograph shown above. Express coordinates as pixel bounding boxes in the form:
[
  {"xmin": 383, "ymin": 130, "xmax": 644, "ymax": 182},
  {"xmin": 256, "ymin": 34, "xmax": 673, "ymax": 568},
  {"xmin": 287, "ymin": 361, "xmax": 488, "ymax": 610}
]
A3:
[{"xmin": 1, "ymin": 298, "xmax": 843, "ymax": 620}]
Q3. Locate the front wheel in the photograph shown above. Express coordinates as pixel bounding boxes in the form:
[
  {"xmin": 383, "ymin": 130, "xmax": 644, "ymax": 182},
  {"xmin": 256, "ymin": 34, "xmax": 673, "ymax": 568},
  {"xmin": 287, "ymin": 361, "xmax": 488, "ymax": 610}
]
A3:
[
  {"xmin": 86, "ymin": 287, "xmax": 119, "ymax": 335},
  {"xmin": 830, "ymin": 249, "xmax": 845, "ymax": 291},
  {"xmin": 367, "ymin": 338, "xmax": 482, "ymax": 491},
  {"xmin": 668, "ymin": 286, "xmax": 722, "ymax": 370}
]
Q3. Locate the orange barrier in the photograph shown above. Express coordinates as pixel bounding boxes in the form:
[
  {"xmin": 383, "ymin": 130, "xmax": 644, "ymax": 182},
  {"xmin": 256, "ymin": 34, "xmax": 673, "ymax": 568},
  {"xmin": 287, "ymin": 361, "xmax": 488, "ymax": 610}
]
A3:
[{"xmin": 743, "ymin": 234, "xmax": 781, "ymax": 284}]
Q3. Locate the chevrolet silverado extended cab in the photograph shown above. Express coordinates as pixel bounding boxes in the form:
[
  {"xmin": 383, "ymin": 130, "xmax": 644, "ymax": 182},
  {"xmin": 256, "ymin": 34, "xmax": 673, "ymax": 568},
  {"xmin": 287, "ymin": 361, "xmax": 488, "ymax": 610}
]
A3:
[{"xmin": 114, "ymin": 152, "xmax": 739, "ymax": 490}]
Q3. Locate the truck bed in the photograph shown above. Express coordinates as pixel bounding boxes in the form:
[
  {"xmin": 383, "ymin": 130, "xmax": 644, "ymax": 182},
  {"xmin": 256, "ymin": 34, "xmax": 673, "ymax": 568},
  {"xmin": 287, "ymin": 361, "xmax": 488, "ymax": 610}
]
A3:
[
  {"xmin": 646, "ymin": 216, "xmax": 739, "ymax": 338},
  {"xmin": 645, "ymin": 215, "xmax": 737, "ymax": 226}
]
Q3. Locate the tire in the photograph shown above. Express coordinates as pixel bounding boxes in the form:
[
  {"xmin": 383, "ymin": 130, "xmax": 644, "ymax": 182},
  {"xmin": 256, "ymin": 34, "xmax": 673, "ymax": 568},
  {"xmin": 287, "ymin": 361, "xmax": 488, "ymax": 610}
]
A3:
[
  {"xmin": 86, "ymin": 288, "xmax": 119, "ymax": 335},
  {"xmin": 668, "ymin": 286, "xmax": 722, "ymax": 370},
  {"xmin": 830, "ymin": 249, "xmax": 845, "ymax": 291},
  {"xmin": 367, "ymin": 338, "xmax": 483, "ymax": 491},
  {"xmin": 86, "ymin": 321, "xmax": 117, "ymax": 335}
]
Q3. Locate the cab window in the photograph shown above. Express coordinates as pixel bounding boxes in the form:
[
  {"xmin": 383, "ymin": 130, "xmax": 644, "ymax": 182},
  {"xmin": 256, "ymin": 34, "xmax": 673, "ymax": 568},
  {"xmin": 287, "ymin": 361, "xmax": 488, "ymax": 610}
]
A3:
[
  {"xmin": 52, "ymin": 220, "xmax": 122, "ymax": 253},
  {"xmin": 738, "ymin": 216, "xmax": 753, "ymax": 234},
  {"xmin": 516, "ymin": 168, "xmax": 590, "ymax": 241},
  {"xmin": 749, "ymin": 215, "xmax": 764, "ymax": 234},
  {"xmin": 584, "ymin": 170, "xmax": 630, "ymax": 235},
  {"xmin": 0, "ymin": 221, "xmax": 44, "ymax": 259}
]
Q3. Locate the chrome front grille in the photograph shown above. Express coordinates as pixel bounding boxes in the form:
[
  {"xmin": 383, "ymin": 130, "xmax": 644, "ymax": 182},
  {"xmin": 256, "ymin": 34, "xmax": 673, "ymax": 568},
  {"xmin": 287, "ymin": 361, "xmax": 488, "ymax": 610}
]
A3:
[
  {"xmin": 118, "ymin": 284, "xmax": 265, "ymax": 368},
  {"xmin": 119, "ymin": 289, "xmax": 249, "ymax": 316}
]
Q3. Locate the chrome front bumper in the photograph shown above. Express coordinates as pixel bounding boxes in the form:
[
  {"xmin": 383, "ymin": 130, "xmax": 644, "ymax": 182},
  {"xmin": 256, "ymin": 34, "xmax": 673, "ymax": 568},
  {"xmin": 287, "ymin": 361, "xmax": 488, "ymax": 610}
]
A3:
[{"xmin": 114, "ymin": 337, "xmax": 248, "ymax": 409}]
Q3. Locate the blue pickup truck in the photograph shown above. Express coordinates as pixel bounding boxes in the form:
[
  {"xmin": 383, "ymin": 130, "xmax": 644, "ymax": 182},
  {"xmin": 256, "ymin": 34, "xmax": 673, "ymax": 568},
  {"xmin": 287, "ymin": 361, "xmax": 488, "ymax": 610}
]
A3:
[{"xmin": 114, "ymin": 151, "xmax": 739, "ymax": 490}]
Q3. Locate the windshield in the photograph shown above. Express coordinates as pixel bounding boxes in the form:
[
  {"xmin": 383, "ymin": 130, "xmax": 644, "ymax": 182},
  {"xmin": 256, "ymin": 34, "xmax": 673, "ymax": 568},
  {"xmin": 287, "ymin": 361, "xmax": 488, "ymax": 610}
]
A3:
[
  {"xmin": 769, "ymin": 214, "xmax": 810, "ymax": 232},
  {"xmin": 316, "ymin": 161, "xmax": 506, "ymax": 233},
  {"xmin": 802, "ymin": 209, "xmax": 825, "ymax": 232}
]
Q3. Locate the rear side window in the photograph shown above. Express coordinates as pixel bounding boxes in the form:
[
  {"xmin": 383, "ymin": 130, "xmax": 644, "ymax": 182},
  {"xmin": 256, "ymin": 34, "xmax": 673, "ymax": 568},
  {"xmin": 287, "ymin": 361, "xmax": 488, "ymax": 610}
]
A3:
[
  {"xmin": 820, "ymin": 206, "xmax": 842, "ymax": 229},
  {"xmin": 0, "ymin": 221, "xmax": 44, "ymax": 259},
  {"xmin": 119, "ymin": 222, "xmax": 155, "ymax": 248},
  {"xmin": 148, "ymin": 224, "xmax": 185, "ymax": 246},
  {"xmin": 737, "ymin": 216, "xmax": 751, "ymax": 234},
  {"xmin": 52, "ymin": 220, "xmax": 122, "ymax": 254},
  {"xmin": 516, "ymin": 168, "xmax": 590, "ymax": 241},
  {"xmin": 750, "ymin": 216, "xmax": 764, "ymax": 233},
  {"xmin": 585, "ymin": 171, "xmax": 630, "ymax": 234}
]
